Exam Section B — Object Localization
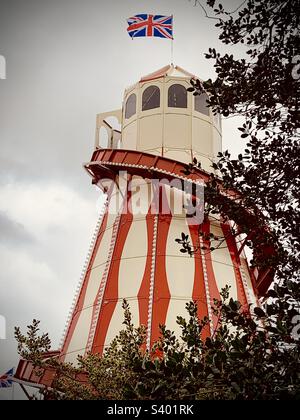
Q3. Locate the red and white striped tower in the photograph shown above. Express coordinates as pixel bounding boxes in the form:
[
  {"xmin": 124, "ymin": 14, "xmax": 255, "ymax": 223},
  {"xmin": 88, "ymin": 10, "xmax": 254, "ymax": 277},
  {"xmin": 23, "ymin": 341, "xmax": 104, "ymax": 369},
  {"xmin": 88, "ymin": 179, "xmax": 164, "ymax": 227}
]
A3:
[{"xmin": 59, "ymin": 65, "xmax": 273, "ymax": 364}]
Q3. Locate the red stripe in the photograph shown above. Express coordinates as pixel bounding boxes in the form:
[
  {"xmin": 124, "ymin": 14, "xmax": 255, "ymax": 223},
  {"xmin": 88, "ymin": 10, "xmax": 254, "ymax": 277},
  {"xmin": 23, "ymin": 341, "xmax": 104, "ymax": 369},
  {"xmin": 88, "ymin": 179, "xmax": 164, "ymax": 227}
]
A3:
[
  {"xmin": 91, "ymin": 194, "xmax": 134, "ymax": 355},
  {"xmin": 127, "ymin": 21, "xmax": 147, "ymax": 32},
  {"xmin": 147, "ymin": 15, "xmax": 153, "ymax": 36},
  {"xmin": 155, "ymin": 24, "xmax": 172, "ymax": 29},
  {"xmin": 150, "ymin": 186, "xmax": 171, "ymax": 347},
  {"xmin": 189, "ymin": 223, "xmax": 210, "ymax": 339},
  {"xmin": 244, "ymin": 257, "xmax": 260, "ymax": 306},
  {"xmin": 222, "ymin": 223, "xmax": 248, "ymax": 311},
  {"xmin": 137, "ymin": 211, "xmax": 156, "ymax": 350}
]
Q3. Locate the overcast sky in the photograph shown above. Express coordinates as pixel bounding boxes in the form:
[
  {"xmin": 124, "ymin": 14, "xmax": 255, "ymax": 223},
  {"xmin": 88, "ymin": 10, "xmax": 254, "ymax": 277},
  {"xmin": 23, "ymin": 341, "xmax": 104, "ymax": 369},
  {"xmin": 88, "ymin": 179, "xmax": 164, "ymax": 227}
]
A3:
[{"xmin": 0, "ymin": 0, "xmax": 246, "ymax": 399}]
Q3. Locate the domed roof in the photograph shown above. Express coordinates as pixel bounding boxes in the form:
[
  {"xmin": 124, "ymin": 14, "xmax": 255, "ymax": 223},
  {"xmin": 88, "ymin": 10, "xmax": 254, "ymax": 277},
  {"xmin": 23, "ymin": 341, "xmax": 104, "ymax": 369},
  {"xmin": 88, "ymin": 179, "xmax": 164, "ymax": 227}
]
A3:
[{"xmin": 140, "ymin": 64, "xmax": 196, "ymax": 82}]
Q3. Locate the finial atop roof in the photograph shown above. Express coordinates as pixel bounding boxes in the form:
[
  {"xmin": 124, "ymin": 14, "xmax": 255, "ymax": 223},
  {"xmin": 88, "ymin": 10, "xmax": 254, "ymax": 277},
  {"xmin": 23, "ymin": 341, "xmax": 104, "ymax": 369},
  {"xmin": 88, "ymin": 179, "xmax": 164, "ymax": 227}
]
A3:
[{"xmin": 140, "ymin": 64, "xmax": 196, "ymax": 82}]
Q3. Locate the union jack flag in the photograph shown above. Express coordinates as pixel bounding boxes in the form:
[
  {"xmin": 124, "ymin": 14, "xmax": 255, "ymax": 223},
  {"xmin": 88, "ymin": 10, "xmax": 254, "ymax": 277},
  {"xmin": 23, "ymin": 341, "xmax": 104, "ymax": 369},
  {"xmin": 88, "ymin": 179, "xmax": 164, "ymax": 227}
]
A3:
[
  {"xmin": 0, "ymin": 368, "xmax": 14, "ymax": 388},
  {"xmin": 127, "ymin": 14, "xmax": 173, "ymax": 39}
]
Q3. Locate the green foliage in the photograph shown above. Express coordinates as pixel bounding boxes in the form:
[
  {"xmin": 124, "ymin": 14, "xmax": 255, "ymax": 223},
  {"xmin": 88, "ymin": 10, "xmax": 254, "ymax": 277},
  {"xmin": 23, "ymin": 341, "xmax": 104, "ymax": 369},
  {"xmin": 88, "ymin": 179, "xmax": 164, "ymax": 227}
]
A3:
[
  {"xmin": 15, "ymin": 288, "xmax": 300, "ymax": 400},
  {"xmin": 15, "ymin": 319, "xmax": 51, "ymax": 365}
]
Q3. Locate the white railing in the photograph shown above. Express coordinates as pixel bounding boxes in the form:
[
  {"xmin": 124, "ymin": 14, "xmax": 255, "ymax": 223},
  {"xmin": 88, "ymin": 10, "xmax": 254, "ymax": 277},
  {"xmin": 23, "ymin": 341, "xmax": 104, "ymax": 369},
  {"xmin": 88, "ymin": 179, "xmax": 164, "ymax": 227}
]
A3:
[{"xmin": 95, "ymin": 109, "xmax": 122, "ymax": 149}]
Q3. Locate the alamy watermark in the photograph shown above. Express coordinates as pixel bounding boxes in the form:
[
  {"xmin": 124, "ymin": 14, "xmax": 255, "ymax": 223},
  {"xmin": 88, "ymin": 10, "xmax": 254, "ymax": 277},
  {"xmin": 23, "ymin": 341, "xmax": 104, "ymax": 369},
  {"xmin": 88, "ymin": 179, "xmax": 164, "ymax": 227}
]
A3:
[
  {"xmin": 95, "ymin": 171, "xmax": 205, "ymax": 225},
  {"xmin": 0, "ymin": 54, "xmax": 6, "ymax": 79},
  {"xmin": 0, "ymin": 315, "xmax": 6, "ymax": 339}
]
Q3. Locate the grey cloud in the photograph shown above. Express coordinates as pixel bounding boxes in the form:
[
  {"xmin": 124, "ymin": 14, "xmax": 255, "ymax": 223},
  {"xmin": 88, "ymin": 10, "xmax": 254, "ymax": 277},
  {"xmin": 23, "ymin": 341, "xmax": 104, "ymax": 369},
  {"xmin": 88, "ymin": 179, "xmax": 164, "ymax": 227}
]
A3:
[
  {"xmin": 0, "ymin": 157, "xmax": 37, "ymax": 185},
  {"xmin": 0, "ymin": 211, "xmax": 35, "ymax": 245}
]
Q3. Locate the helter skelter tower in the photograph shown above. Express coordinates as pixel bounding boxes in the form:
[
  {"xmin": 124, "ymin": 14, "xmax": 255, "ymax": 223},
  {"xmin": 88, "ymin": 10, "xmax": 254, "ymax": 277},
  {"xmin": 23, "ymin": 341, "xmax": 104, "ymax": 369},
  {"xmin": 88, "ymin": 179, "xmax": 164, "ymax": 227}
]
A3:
[
  {"xmin": 16, "ymin": 65, "xmax": 275, "ymax": 385},
  {"xmin": 58, "ymin": 64, "xmax": 274, "ymax": 364}
]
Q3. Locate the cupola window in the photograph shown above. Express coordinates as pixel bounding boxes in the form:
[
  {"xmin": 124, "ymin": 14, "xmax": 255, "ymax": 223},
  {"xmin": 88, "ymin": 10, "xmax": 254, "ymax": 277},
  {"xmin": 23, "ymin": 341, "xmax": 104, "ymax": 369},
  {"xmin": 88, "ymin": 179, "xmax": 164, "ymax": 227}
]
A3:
[
  {"xmin": 125, "ymin": 93, "xmax": 137, "ymax": 119},
  {"xmin": 168, "ymin": 84, "xmax": 187, "ymax": 108},
  {"xmin": 142, "ymin": 86, "xmax": 160, "ymax": 111},
  {"xmin": 194, "ymin": 93, "xmax": 210, "ymax": 116}
]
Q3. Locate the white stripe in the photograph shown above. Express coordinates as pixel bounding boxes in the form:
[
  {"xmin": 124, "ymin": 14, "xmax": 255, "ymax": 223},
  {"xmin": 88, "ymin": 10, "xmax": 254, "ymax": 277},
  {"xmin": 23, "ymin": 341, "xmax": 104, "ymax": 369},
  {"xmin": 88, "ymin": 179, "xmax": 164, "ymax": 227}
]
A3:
[
  {"xmin": 146, "ymin": 214, "xmax": 159, "ymax": 350},
  {"xmin": 199, "ymin": 236, "xmax": 214, "ymax": 336}
]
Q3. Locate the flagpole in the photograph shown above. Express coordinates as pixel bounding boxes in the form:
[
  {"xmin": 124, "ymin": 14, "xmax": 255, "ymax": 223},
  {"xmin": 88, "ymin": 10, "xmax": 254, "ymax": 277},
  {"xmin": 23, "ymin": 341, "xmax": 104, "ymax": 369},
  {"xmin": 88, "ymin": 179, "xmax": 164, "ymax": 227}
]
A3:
[{"xmin": 171, "ymin": 15, "xmax": 174, "ymax": 64}]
